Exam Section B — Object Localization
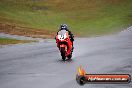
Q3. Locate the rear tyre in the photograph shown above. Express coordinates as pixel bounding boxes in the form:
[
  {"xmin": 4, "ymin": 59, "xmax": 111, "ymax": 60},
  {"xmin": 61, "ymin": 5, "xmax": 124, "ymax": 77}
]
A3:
[
  {"xmin": 60, "ymin": 47, "xmax": 66, "ymax": 60},
  {"xmin": 67, "ymin": 53, "xmax": 72, "ymax": 60}
]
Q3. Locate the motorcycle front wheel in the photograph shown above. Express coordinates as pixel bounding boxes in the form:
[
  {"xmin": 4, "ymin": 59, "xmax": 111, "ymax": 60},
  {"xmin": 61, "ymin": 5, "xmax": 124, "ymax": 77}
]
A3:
[{"xmin": 60, "ymin": 47, "xmax": 66, "ymax": 60}]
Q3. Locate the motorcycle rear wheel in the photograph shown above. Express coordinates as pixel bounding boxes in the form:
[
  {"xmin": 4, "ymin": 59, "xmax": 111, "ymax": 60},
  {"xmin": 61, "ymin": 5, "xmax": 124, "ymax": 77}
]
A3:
[{"xmin": 67, "ymin": 53, "xmax": 72, "ymax": 60}]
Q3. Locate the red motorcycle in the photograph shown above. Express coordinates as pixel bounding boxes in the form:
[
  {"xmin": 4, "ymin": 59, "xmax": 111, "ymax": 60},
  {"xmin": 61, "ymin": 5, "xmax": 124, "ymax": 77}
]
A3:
[{"xmin": 56, "ymin": 30, "xmax": 73, "ymax": 60}]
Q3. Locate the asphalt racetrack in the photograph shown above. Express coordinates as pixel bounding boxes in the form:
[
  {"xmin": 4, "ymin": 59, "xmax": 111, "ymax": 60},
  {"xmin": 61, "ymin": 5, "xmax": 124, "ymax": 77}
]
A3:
[{"xmin": 0, "ymin": 27, "xmax": 132, "ymax": 88}]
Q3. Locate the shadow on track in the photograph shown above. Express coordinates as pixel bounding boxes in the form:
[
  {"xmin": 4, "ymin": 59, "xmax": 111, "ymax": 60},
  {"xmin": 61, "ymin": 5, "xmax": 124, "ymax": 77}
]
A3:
[{"xmin": 57, "ymin": 59, "xmax": 74, "ymax": 63}]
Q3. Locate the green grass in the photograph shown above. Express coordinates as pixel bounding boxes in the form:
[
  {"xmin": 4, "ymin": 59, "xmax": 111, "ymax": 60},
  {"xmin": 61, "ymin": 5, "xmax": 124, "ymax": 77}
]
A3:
[
  {"xmin": 0, "ymin": 0, "xmax": 132, "ymax": 37},
  {"xmin": 0, "ymin": 37, "xmax": 33, "ymax": 45}
]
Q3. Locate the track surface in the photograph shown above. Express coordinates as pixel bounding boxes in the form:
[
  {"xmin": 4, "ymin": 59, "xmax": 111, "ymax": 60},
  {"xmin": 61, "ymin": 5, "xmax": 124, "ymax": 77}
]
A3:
[{"xmin": 0, "ymin": 27, "xmax": 132, "ymax": 88}]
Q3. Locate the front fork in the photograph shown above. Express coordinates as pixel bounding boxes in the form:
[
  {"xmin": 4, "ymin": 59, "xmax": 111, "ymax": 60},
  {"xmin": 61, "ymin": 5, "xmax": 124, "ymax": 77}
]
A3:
[{"xmin": 60, "ymin": 45, "xmax": 67, "ymax": 52}]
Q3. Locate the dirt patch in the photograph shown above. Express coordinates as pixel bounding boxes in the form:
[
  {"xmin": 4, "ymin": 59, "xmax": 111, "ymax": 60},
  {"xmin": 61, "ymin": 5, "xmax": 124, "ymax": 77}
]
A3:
[{"xmin": 0, "ymin": 22, "xmax": 56, "ymax": 39}]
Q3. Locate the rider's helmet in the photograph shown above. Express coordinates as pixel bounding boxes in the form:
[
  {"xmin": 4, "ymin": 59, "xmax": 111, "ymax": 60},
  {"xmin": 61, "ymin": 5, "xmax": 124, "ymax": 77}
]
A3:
[{"xmin": 60, "ymin": 24, "xmax": 68, "ymax": 30}]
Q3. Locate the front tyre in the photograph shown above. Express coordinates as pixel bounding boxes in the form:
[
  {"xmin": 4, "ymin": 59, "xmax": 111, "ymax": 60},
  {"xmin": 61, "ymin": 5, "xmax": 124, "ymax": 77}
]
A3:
[{"xmin": 60, "ymin": 47, "xmax": 66, "ymax": 60}]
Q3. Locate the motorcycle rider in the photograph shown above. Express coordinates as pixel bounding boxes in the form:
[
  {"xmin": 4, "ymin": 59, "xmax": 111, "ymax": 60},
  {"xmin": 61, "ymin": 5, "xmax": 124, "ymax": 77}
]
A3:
[{"xmin": 56, "ymin": 24, "xmax": 74, "ymax": 52}]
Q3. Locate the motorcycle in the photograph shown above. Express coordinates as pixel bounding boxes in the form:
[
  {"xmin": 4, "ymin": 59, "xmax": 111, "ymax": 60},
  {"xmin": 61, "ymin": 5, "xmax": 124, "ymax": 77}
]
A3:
[{"xmin": 55, "ymin": 30, "xmax": 73, "ymax": 60}]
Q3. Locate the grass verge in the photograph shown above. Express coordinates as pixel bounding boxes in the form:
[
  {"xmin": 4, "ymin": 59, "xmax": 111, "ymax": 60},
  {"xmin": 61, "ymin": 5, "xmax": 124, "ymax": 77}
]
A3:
[
  {"xmin": 0, "ymin": 37, "xmax": 34, "ymax": 45},
  {"xmin": 0, "ymin": 0, "xmax": 132, "ymax": 37}
]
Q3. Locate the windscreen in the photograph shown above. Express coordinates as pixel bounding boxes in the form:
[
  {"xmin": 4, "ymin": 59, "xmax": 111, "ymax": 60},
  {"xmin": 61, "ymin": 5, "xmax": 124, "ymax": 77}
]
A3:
[{"xmin": 58, "ymin": 30, "xmax": 67, "ymax": 35}]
